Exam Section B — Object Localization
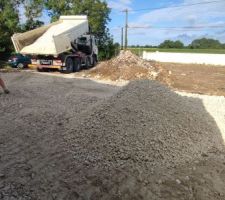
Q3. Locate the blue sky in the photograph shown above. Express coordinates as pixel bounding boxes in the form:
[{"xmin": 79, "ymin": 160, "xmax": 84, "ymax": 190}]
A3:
[
  {"xmin": 19, "ymin": 0, "xmax": 225, "ymax": 45},
  {"xmin": 107, "ymin": 0, "xmax": 225, "ymax": 45}
]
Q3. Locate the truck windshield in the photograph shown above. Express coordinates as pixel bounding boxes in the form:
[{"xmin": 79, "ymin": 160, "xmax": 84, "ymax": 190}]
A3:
[{"xmin": 78, "ymin": 37, "xmax": 87, "ymax": 45}]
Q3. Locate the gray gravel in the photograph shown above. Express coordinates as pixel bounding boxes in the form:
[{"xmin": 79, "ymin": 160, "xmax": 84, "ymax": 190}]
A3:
[
  {"xmin": 0, "ymin": 72, "xmax": 224, "ymax": 200},
  {"xmin": 0, "ymin": 72, "xmax": 120, "ymax": 200},
  {"xmin": 64, "ymin": 80, "xmax": 224, "ymax": 173},
  {"xmin": 177, "ymin": 91, "xmax": 225, "ymax": 142}
]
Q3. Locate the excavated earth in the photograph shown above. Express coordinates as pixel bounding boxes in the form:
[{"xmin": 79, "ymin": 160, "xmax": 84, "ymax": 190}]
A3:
[
  {"xmin": 0, "ymin": 72, "xmax": 225, "ymax": 200},
  {"xmin": 77, "ymin": 50, "xmax": 159, "ymax": 81}
]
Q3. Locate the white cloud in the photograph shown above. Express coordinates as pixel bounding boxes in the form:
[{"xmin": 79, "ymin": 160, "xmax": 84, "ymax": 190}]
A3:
[
  {"xmin": 120, "ymin": 0, "xmax": 132, "ymax": 4},
  {"xmin": 136, "ymin": 1, "xmax": 225, "ymax": 25},
  {"xmin": 125, "ymin": 0, "xmax": 225, "ymax": 45},
  {"xmin": 108, "ymin": 0, "xmax": 133, "ymax": 11}
]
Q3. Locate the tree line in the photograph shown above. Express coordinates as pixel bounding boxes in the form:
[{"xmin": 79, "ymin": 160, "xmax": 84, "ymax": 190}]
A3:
[
  {"xmin": 130, "ymin": 38, "xmax": 225, "ymax": 49},
  {"xmin": 0, "ymin": 0, "xmax": 119, "ymax": 60}
]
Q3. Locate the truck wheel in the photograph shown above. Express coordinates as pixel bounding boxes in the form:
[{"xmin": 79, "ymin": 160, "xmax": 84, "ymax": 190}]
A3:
[
  {"xmin": 74, "ymin": 58, "xmax": 81, "ymax": 72},
  {"xmin": 66, "ymin": 57, "xmax": 74, "ymax": 73},
  {"xmin": 92, "ymin": 55, "xmax": 97, "ymax": 67},
  {"xmin": 85, "ymin": 57, "xmax": 91, "ymax": 69},
  {"xmin": 37, "ymin": 67, "xmax": 43, "ymax": 72}
]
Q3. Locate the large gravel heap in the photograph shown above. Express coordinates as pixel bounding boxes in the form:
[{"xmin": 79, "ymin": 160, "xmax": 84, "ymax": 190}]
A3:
[
  {"xmin": 65, "ymin": 80, "xmax": 224, "ymax": 172},
  {"xmin": 1, "ymin": 74, "xmax": 225, "ymax": 200},
  {"xmin": 81, "ymin": 50, "xmax": 159, "ymax": 81}
]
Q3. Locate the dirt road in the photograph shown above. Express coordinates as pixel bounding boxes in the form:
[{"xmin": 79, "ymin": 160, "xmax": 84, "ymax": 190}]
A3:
[{"xmin": 0, "ymin": 71, "xmax": 225, "ymax": 200}]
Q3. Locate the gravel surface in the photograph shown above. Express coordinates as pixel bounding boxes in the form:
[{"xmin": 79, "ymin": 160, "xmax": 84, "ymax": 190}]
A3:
[
  {"xmin": 177, "ymin": 92, "xmax": 225, "ymax": 142},
  {"xmin": 0, "ymin": 72, "xmax": 225, "ymax": 200},
  {"xmin": 0, "ymin": 72, "xmax": 120, "ymax": 200}
]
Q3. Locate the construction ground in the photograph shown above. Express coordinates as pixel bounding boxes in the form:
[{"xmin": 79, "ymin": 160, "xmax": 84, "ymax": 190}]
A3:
[{"xmin": 0, "ymin": 51, "xmax": 225, "ymax": 200}]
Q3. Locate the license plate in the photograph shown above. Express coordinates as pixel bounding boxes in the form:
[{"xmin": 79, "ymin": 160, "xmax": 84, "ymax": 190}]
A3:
[{"xmin": 40, "ymin": 60, "xmax": 52, "ymax": 65}]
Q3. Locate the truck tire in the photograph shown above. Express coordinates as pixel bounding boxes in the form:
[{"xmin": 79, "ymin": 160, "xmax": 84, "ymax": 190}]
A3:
[
  {"xmin": 85, "ymin": 56, "xmax": 91, "ymax": 69},
  {"xmin": 66, "ymin": 57, "xmax": 74, "ymax": 73},
  {"xmin": 92, "ymin": 55, "xmax": 97, "ymax": 67},
  {"xmin": 74, "ymin": 57, "xmax": 81, "ymax": 72},
  {"xmin": 37, "ymin": 67, "xmax": 43, "ymax": 72},
  {"xmin": 37, "ymin": 67, "xmax": 46, "ymax": 72}
]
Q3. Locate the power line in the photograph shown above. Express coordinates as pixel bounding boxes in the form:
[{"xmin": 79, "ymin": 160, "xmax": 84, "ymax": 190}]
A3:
[
  {"xmin": 121, "ymin": 0, "xmax": 224, "ymax": 12},
  {"xmin": 129, "ymin": 24, "xmax": 225, "ymax": 30},
  {"xmin": 128, "ymin": 25, "xmax": 225, "ymax": 31},
  {"xmin": 110, "ymin": 25, "xmax": 225, "ymax": 31}
]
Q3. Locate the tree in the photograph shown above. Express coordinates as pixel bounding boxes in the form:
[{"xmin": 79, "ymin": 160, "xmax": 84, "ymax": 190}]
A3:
[
  {"xmin": 0, "ymin": 0, "xmax": 20, "ymax": 58},
  {"xmin": 98, "ymin": 40, "xmax": 120, "ymax": 60},
  {"xmin": 189, "ymin": 38, "xmax": 222, "ymax": 49},
  {"xmin": 159, "ymin": 40, "xmax": 184, "ymax": 48},
  {"xmin": 22, "ymin": 0, "xmax": 44, "ymax": 30},
  {"xmin": 44, "ymin": 0, "xmax": 71, "ymax": 22},
  {"xmin": 173, "ymin": 40, "xmax": 184, "ymax": 48}
]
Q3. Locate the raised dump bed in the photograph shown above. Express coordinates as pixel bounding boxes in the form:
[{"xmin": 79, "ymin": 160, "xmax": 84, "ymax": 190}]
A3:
[{"xmin": 12, "ymin": 16, "xmax": 89, "ymax": 56}]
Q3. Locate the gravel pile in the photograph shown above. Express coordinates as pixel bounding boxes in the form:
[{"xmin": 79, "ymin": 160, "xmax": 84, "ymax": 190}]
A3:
[
  {"xmin": 80, "ymin": 50, "xmax": 159, "ymax": 81},
  {"xmin": 65, "ymin": 80, "xmax": 224, "ymax": 172},
  {"xmin": 1, "ymin": 73, "xmax": 225, "ymax": 200}
]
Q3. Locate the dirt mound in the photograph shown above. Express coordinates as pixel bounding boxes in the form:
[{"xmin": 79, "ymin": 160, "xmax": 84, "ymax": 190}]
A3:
[
  {"xmin": 80, "ymin": 50, "xmax": 159, "ymax": 81},
  {"xmin": 65, "ymin": 80, "xmax": 224, "ymax": 172}
]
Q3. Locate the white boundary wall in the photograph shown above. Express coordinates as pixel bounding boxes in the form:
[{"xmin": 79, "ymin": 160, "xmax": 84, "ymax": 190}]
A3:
[{"xmin": 142, "ymin": 51, "xmax": 225, "ymax": 66}]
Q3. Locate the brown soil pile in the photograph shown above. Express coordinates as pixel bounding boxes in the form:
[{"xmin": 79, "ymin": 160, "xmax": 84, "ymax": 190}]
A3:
[{"xmin": 80, "ymin": 50, "xmax": 159, "ymax": 81}]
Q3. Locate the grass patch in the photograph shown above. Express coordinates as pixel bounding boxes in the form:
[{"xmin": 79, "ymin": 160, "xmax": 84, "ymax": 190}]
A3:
[
  {"xmin": 0, "ymin": 60, "xmax": 17, "ymax": 72},
  {"xmin": 0, "ymin": 60, "xmax": 8, "ymax": 68},
  {"xmin": 0, "ymin": 60, "xmax": 12, "ymax": 69}
]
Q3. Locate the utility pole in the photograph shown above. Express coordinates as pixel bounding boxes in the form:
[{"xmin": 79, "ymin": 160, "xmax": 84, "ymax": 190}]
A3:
[
  {"xmin": 124, "ymin": 9, "xmax": 128, "ymax": 49},
  {"xmin": 121, "ymin": 27, "xmax": 124, "ymax": 50}
]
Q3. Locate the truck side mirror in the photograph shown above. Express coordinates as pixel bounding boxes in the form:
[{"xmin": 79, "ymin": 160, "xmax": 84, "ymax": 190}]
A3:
[{"xmin": 95, "ymin": 39, "xmax": 99, "ymax": 45}]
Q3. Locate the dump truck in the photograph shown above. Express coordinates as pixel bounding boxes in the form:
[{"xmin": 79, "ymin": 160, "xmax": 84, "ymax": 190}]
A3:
[{"xmin": 11, "ymin": 16, "xmax": 98, "ymax": 73}]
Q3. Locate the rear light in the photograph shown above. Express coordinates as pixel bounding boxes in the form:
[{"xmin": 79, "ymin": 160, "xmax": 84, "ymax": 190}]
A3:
[
  {"xmin": 31, "ymin": 59, "xmax": 38, "ymax": 64},
  {"xmin": 12, "ymin": 57, "xmax": 17, "ymax": 61},
  {"xmin": 53, "ymin": 60, "xmax": 62, "ymax": 66}
]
